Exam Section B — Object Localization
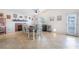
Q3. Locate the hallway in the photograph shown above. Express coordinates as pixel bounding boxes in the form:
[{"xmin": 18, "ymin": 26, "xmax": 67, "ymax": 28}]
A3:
[
  {"xmin": 0, "ymin": 9, "xmax": 79, "ymax": 49},
  {"xmin": 0, "ymin": 32, "xmax": 79, "ymax": 49}
]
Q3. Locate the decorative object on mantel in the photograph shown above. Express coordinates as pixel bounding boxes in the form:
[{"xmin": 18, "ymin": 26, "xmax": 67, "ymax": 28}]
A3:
[
  {"xmin": 13, "ymin": 14, "xmax": 17, "ymax": 18},
  {"xmin": 13, "ymin": 19, "xmax": 28, "ymax": 22},
  {"xmin": 0, "ymin": 13, "xmax": 3, "ymax": 18},
  {"xmin": 57, "ymin": 15, "xmax": 62, "ymax": 21},
  {"xmin": 6, "ymin": 15, "xmax": 11, "ymax": 19}
]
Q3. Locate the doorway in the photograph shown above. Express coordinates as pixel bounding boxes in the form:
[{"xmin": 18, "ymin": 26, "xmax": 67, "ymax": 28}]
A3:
[{"xmin": 67, "ymin": 14, "xmax": 77, "ymax": 36}]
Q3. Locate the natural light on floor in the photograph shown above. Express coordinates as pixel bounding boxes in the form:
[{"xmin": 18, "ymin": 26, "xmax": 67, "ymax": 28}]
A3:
[{"xmin": 65, "ymin": 36, "xmax": 77, "ymax": 49}]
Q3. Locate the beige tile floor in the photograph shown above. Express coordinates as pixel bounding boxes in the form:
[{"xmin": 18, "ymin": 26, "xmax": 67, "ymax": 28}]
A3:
[{"xmin": 0, "ymin": 31, "xmax": 79, "ymax": 49}]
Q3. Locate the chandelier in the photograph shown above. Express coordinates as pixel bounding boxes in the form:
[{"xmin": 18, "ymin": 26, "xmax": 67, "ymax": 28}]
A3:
[{"xmin": 32, "ymin": 9, "xmax": 40, "ymax": 14}]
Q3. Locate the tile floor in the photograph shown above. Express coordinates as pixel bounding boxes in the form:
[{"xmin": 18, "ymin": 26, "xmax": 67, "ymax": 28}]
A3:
[{"xmin": 0, "ymin": 32, "xmax": 79, "ymax": 49}]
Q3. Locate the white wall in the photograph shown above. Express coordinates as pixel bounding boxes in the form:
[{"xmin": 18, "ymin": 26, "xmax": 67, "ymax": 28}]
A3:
[
  {"xmin": 40, "ymin": 9, "xmax": 79, "ymax": 35},
  {"xmin": 77, "ymin": 13, "xmax": 79, "ymax": 36},
  {"xmin": 0, "ymin": 9, "xmax": 79, "ymax": 36},
  {"xmin": 0, "ymin": 9, "xmax": 32, "ymax": 33}
]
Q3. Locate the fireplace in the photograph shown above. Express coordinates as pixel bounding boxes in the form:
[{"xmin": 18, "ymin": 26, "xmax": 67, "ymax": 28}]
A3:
[{"xmin": 15, "ymin": 23, "xmax": 22, "ymax": 31}]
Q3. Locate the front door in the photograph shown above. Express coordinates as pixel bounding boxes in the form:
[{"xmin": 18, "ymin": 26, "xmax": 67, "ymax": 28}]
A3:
[
  {"xmin": 67, "ymin": 14, "xmax": 77, "ymax": 36},
  {"xmin": 6, "ymin": 22, "xmax": 15, "ymax": 33}
]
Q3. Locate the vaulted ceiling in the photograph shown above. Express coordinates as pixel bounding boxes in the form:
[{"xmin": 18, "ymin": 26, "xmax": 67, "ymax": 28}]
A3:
[
  {"xmin": 0, "ymin": 9, "xmax": 79, "ymax": 16},
  {"xmin": 1, "ymin": 9, "xmax": 46, "ymax": 16}
]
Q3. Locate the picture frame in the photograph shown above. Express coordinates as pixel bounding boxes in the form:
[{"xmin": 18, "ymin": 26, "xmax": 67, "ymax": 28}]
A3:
[
  {"xmin": 6, "ymin": 15, "xmax": 11, "ymax": 19},
  {"xmin": 57, "ymin": 15, "xmax": 62, "ymax": 21},
  {"xmin": 0, "ymin": 13, "xmax": 3, "ymax": 17},
  {"xmin": 13, "ymin": 14, "xmax": 17, "ymax": 18},
  {"xmin": 50, "ymin": 16, "xmax": 54, "ymax": 21}
]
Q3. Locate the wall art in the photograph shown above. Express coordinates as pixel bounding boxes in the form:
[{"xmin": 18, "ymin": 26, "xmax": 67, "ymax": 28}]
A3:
[
  {"xmin": 13, "ymin": 14, "xmax": 17, "ymax": 18},
  {"xmin": 57, "ymin": 15, "xmax": 62, "ymax": 21},
  {"xmin": 0, "ymin": 13, "xmax": 3, "ymax": 17},
  {"xmin": 6, "ymin": 15, "xmax": 11, "ymax": 19},
  {"xmin": 50, "ymin": 16, "xmax": 54, "ymax": 21}
]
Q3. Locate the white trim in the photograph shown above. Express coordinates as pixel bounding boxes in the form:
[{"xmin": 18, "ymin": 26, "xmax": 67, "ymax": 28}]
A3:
[{"xmin": 67, "ymin": 14, "xmax": 77, "ymax": 36}]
